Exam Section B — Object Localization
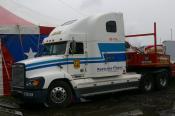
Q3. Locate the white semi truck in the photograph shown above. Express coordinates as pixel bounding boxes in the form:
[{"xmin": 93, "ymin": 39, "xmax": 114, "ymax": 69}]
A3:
[{"xmin": 11, "ymin": 13, "xmax": 166, "ymax": 107}]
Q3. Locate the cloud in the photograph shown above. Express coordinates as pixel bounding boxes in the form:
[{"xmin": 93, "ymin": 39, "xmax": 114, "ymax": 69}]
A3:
[{"xmin": 80, "ymin": 0, "xmax": 103, "ymax": 9}]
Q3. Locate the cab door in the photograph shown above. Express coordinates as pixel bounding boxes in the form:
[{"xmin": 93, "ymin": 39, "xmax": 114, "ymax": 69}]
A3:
[{"xmin": 67, "ymin": 40, "xmax": 86, "ymax": 77}]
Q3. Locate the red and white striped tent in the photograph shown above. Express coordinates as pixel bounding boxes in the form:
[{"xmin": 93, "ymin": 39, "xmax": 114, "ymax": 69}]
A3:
[{"xmin": 0, "ymin": 6, "xmax": 54, "ymax": 96}]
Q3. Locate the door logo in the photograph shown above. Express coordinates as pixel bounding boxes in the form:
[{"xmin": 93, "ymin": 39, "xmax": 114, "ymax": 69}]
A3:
[{"xmin": 74, "ymin": 60, "xmax": 80, "ymax": 69}]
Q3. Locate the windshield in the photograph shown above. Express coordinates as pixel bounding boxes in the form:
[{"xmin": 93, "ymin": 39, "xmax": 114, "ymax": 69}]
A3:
[{"xmin": 42, "ymin": 41, "xmax": 67, "ymax": 56}]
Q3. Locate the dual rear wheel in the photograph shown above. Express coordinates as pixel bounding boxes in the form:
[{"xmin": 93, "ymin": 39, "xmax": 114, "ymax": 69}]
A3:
[
  {"xmin": 140, "ymin": 74, "xmax": 154, "ymax": 92},
  {"xmin": 155, "ymin": 72, "xmax": 169, "ymax": 90},
  {"xmin": 140, "ymin": 71, "xmax": 169, "ymax": 92}
]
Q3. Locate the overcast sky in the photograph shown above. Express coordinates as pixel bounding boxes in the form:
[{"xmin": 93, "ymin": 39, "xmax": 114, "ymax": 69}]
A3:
[{"xmin": 2, "ymin": 0, "xmax": 175, "ymax": 46}]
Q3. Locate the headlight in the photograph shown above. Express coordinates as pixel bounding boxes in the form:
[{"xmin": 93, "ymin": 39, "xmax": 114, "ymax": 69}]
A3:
[{"xmin": 25, "ymin": 77, "xmax": 45, "ymax": 89}]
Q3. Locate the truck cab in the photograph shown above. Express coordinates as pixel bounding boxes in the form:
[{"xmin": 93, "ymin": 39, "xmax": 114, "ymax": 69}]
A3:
[{"xmin": 11, "ymin": 12, "xmax": 141, "ymax": 107}]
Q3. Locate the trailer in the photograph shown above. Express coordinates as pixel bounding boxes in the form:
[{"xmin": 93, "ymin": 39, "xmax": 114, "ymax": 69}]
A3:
[
  {"xmin": 10, "ymin": 12, "xmax": 175, "ymax": 107},
  {"xmin": 126, "ymin": 23, "xmax": 175, "ymax": 90}
]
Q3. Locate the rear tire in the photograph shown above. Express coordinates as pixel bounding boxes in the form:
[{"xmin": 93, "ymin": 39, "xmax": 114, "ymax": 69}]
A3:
[
  {"xmin": 44, "ymin": 81, "xmax": 73, "ymax": 108},
  {"xmin": 140, "ymin": 74, "xmax": 154, "ymax": 92},
  {"xmin": 155, "ymin": 71, "xmax": 169, "ymax": 90}
]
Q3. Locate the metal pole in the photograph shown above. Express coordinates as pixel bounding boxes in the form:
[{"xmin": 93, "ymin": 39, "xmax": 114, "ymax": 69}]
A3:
[
  {"xmin": 125, "ymin": 33, "xmax": 154, "ymax": 38},
  {"xmin": 154, "ymin": 22, "xmax": 157, "ymax": 53},
  {"xmin": 38, "ymin": 26, "xmax": 41, "ymax": 53},
  {"xmin": 171, "ymin": 28, "xmax": 173, "ymax": 40}
]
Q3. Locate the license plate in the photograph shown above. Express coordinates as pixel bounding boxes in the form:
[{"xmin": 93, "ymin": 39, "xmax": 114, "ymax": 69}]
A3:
[{"xmin": 23, "ymin": 92, "xmax": 34, "ymax": 97}]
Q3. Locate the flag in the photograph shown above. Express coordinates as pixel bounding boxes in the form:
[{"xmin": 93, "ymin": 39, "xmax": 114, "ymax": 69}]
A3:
[{"xmin": 0, "ymin": 26, "xmax": 54, "ymax": 95}]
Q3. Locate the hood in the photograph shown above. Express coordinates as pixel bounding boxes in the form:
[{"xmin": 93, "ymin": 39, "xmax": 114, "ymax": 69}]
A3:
[{"xmin": 18, "ymin": 55, "xmax": 65, "ymax": 71}]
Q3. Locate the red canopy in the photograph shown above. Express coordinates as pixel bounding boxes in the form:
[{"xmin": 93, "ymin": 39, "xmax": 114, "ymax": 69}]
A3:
[{"xmin": 0, "ymin": 6, "xmax": 33, "ymax": 25}]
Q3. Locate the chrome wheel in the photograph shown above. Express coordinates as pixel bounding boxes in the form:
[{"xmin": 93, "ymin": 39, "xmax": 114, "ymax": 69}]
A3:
[
  {"xmin": 46, "ymin": 81, "xmax": 73, "ymax": 107},
  {"xmin": 140, "ymin": 74, "xmax": 154, "ymax": 92},
  {"xmin": 50, "ymin": 87, "xmax": 67, "ymax": 104},
  {"xmin": 156, "ymin": 72, "xmax": 169, "ymax": 90},
  {"xmin": 160, "ymin": 77, "xmax": 167, "ymax": 87},
  {"xmin": 144, "ymin": 81, "xmax": 152, "ymax": 91}
]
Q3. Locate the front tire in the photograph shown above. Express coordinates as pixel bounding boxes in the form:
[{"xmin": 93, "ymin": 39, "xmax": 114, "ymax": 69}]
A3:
[{"xmin": 45, "ymin": 81, "xmax": 73, "ymax": 107}]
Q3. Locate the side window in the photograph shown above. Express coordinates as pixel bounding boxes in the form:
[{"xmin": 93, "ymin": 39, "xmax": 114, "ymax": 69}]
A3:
[
  {"xmin": 69, "ymin": 42, "xmax": 84, "ymax": 54},
  {"xmin": 106, "ymin": 21, "xmax": 117, "ymax": 33}
]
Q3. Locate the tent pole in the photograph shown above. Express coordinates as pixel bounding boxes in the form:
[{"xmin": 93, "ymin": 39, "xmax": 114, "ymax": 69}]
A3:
[
  {"xmin": 0, "ymin": 40, "xmax": 10, "ymax": 81},
  {"xmin": 38, "ymin": 26, "xmax": 41, "ymax": 53},
  {"xmin": 17, "ymin": 25, "xmax": 25, "ymax": 59}
]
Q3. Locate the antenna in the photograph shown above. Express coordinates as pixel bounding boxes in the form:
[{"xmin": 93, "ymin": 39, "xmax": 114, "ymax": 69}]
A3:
[{"xmin": 171, "ymin": 28, "xmax": 173, "ymax": 40}]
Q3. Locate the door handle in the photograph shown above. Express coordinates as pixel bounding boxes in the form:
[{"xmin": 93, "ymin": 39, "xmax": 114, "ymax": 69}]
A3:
[{"xmin": 80, "ymin": 69, "xmax": 84, "ymax": 72}]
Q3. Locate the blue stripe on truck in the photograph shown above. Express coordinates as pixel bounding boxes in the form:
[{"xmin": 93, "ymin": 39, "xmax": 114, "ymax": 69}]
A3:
[
  {"xmin": 104, "ymin": 53, "xmax": 126, "ymax": 62},
  {"xmin": 98, "ymin": 43, "xmax": 126, "ymax": 52},
  {"xmin": 26, "ymin": 43, "xmax": 126, "ymax": 71},
  {"xmin": 26, "ymin": 56, "xmax": 125, "ymax": 71}
]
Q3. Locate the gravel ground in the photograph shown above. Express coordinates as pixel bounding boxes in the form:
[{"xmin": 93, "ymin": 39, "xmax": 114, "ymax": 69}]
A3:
[{"xmin": 1, "ymin": 80, "xmax": 175, "ymax": 116}]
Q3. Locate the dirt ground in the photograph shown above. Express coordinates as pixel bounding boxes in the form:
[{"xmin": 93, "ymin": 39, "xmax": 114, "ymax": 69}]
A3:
[{"xmin": 1, "ymin": 80, "xmax": 175, "ymax": 116}]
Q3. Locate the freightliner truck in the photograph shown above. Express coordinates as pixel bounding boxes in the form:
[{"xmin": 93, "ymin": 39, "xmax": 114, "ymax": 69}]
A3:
[{"xmin": 11, "ymin": 12, "xmax": 174, "ymax": 107}]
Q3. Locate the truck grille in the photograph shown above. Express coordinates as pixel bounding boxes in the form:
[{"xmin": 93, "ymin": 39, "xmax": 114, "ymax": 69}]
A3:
[{"xmin": 12, "ymin": 63, "xmax": 25, "ymax": 88}]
